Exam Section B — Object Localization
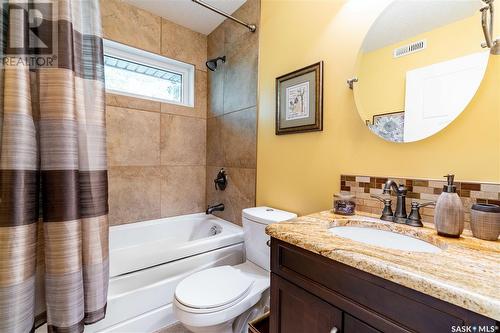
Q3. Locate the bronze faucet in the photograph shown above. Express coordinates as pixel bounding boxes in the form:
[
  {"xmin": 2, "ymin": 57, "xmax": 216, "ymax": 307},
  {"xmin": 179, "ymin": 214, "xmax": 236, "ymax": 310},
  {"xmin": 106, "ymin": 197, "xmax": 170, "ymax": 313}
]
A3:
[{"xmin": 383, "ymin": 180, "xmax": 408, "ymax": 224}]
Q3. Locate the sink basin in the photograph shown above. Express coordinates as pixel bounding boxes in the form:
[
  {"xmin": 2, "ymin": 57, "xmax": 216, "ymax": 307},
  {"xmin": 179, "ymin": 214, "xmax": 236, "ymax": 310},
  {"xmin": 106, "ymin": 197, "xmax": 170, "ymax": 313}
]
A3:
[{"xmin": 328, "ymin": 226, "xmax": 442, "ymax": 253}]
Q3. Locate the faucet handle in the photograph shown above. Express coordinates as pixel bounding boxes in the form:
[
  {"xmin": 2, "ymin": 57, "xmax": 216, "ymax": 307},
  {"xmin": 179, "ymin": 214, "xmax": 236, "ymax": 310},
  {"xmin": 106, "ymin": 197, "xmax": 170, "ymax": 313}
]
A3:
[
  {"xmin": 414, "ymin": 201, "xmax": 436, "ymax": 208},
  {"xmin": 407, "ymin": 201, "xmax": 436, "ymax": 227},
  {"xmin": 370, "ymin": 195, "xmax": 394, "ymax": 222}
]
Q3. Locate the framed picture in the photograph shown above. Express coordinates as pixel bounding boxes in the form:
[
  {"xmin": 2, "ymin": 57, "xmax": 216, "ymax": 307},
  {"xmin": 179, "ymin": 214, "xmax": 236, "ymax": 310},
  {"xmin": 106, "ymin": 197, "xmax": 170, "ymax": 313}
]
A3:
[
  {"xmin": 276, "ymin": 62, "xmax": 323, "ymax": 135},
  {"xmin": 370, "ymin": 111, "xmax": 405, "ymax": 143}
]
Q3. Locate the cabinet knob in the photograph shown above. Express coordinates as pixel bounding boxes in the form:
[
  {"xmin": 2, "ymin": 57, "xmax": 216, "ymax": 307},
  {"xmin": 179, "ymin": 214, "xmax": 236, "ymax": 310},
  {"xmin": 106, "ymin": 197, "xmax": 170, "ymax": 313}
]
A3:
[{"xmin": 330, "ymin": 327, "xmax": 338, "ymax": 333}]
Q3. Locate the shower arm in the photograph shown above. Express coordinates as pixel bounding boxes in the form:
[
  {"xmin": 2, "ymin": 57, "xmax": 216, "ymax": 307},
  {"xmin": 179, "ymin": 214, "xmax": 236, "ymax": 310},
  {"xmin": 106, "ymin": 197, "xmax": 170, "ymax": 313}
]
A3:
[{"xmin": 191, "ymin": 0, "xmax": 256, "ymax": 32}]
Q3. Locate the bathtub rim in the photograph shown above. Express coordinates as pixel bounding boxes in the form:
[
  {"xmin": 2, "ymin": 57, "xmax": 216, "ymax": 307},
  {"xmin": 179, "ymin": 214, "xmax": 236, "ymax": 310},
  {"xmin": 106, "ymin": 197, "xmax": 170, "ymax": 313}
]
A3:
[{"xmin": 109, "ymin": 213, "xmax": 245, "ymax": 277}]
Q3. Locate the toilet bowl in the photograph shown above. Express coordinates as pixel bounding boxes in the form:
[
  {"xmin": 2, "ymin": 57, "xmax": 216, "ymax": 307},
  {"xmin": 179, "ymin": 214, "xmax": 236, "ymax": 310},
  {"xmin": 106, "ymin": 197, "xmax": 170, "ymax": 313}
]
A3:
[{"xmin": 173, "ymin": 207, "xmax": 297, "ymax": 333}]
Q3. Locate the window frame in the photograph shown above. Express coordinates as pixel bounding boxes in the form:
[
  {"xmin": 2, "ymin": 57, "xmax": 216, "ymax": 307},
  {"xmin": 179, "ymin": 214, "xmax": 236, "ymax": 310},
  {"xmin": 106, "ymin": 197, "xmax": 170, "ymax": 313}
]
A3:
[{"xmin": 103, "ymin": 39, "xmax": 195, "ymax": 107}]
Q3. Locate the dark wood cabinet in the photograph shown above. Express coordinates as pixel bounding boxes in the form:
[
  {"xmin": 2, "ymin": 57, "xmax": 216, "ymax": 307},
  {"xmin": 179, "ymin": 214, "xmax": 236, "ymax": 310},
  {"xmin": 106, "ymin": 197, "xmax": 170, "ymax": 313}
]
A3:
[
  {"xmin": 271, "ymin": 274, "xmax": 342, "ymax": 333},
  {"xmin": 270, "ymin": 238, "xmax": 497, "ymax": 333}
]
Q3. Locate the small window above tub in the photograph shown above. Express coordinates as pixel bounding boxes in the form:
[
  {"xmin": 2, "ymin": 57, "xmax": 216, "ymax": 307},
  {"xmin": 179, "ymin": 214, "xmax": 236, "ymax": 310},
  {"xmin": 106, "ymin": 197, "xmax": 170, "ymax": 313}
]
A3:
[{"xmin": 103, "ymin": 39, "xmax": 195, "ymax": 107}]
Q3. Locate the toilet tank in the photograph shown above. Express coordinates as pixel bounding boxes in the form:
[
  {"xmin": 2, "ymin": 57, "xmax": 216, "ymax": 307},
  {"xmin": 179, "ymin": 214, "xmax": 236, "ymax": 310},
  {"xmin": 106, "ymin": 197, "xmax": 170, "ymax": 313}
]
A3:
[{"xmin": 242, "ymin": 207, "xmax": 297, "ymax": 271}]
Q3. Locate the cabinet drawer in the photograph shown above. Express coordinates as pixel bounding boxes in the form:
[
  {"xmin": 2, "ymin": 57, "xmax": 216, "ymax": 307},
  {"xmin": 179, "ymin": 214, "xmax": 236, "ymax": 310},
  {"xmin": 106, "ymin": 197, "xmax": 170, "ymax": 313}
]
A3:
[
  {"xmin": 270, "ymin": 274, "xmax": 342, "ymax": 333},
  {"xmin": 344, "ymin": 314, "xmax": 381, "ymax": 333},
  {"xmin": 271, "ymin": 239, "xmax": 494, "ymax": 332}
]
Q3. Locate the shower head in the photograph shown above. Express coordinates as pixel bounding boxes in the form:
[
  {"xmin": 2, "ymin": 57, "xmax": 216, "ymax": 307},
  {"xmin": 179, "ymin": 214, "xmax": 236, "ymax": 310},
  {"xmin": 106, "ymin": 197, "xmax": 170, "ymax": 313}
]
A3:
[{"xmin": 206, "ymin": 56, "xmax": 226, "ymax": 71}]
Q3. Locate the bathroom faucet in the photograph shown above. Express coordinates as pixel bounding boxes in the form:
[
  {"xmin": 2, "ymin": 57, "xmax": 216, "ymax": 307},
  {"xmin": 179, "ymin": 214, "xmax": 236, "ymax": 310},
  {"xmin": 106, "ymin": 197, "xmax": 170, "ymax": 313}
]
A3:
[
  {"xmin": 383, "ymin": 180, "xmax": 408, "ymax": 224},
  {"xmin": 206, "ymin": 203, "xmax": 224, "ymax": 215}
]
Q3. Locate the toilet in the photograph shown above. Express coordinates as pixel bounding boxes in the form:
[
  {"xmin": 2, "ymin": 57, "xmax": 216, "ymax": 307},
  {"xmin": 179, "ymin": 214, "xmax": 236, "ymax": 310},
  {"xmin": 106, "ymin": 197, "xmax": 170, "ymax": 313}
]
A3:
[{"xmin": 173, "ymin": 207, "xmax": 297, "ymax": 333}]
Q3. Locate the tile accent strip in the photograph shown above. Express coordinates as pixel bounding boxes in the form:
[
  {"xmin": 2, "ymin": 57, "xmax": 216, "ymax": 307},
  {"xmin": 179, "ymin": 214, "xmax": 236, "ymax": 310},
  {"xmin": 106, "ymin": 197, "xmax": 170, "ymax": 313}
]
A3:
[{"xmin": 340, "ymin": 175, "xmax": 500, "ymax": 230}]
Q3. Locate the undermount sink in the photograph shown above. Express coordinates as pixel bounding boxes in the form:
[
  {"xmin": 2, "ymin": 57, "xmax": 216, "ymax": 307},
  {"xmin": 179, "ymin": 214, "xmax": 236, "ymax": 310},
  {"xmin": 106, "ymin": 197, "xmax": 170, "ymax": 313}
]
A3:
[{"xmin": 328, "ymin": 226, "xmax": 442, "ymax": 253}]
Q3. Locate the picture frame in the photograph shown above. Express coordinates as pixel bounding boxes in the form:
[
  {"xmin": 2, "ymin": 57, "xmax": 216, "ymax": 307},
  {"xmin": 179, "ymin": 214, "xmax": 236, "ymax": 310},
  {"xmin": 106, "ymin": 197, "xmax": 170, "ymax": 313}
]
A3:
[
  {"xmin": 276, "ymin": 61, "xmax": 323, "ymax": 135},
  {"xmin": 370, "ymin": 111, "xmax": 405, "ymax": 143}
]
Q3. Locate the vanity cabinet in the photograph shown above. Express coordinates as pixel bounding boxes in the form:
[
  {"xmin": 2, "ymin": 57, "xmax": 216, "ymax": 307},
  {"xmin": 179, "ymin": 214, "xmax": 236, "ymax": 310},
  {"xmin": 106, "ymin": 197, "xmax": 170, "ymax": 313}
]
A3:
[{"xmin": 270, "ymin": 239, "xmax": 497, "ymax": 333}]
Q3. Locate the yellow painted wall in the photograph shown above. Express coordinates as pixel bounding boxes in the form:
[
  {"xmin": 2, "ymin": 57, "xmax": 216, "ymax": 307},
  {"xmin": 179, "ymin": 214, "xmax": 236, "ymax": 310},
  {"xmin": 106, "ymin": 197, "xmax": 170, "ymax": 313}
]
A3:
[
  {"xmin": 256, "ymin": 0, "xmax": 500, "ymax": 216},
  {"xmin": 356, "ymin": 14, "xmax": 484, "ymax": 121}
]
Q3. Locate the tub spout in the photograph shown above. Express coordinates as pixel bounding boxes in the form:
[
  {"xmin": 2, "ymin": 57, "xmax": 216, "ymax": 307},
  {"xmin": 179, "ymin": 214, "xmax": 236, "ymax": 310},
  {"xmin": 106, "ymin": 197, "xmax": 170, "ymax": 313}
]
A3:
[{"xmin": 206, "ymin": 203, "xmax": 224, "ymax": 215}]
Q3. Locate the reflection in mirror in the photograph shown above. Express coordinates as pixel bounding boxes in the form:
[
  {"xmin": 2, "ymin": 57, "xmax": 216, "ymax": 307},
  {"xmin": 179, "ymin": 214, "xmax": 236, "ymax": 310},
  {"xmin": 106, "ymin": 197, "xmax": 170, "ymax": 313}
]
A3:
[{"xmin": 354, "ymin": 0, "xmax": 491, "ymax": 143}]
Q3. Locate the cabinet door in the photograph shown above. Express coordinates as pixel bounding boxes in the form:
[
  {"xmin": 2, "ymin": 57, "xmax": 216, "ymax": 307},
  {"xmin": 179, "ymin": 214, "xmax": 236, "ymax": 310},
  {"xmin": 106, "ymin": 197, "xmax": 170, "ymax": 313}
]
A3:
[
  {"xmin": 344, "ymin": 314, "xmax": 381, "ymax": 333},
  {"xmin": 271, "ymin": 274, "xmax": 342, "ymax": 333}
]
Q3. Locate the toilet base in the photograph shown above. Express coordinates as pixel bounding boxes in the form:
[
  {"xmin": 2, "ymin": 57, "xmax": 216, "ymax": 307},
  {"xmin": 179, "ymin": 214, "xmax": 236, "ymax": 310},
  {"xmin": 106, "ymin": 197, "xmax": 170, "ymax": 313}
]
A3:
[
  {"xmin": 182, "ymin": 320, "xmax": 233, "ymax": 333},
  {"xmin": 179, "ymin": 290, "xmax": 269, "ymax": 333}
]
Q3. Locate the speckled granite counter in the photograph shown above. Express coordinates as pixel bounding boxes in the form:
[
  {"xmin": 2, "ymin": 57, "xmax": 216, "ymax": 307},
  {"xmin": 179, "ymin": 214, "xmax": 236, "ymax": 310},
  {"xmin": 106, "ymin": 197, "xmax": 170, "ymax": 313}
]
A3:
[{"xmin": 265, "ymin": 211, "xmax": 500, "ymax": 321}]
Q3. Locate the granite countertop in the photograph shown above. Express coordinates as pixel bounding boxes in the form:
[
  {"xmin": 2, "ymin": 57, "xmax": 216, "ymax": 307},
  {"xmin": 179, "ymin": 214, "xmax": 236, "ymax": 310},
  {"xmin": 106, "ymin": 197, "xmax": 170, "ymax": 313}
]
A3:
[{"xmin": 265, "ymin": 211, "xmax": 500, "ymax": 321}]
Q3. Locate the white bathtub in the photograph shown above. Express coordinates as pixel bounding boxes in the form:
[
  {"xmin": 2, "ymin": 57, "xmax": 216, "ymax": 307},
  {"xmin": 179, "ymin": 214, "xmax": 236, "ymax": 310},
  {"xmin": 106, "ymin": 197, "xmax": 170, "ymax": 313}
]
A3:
[
  {"xmin": 109, "ymin": 213, "xmax": 244, "ymax": 277},
  {"xmin": 87, "ymin": 213, "xmax": 245, "ymax": 332}
]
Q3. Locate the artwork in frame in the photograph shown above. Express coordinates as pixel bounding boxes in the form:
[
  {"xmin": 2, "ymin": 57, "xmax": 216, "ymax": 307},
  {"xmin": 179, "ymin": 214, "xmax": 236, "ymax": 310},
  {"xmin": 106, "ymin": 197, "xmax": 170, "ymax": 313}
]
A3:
[
  {"xmin": 369, "ymin": 111, "xmax": 405, "ymax": 143},
  {"xmin": 276, "ymin": 62, "xmax": 323, "ymax": 135}
]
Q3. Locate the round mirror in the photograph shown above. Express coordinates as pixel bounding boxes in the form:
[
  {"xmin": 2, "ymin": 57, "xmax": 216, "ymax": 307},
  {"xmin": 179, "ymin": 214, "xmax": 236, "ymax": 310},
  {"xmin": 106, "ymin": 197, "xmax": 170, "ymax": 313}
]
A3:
[{"xmin": 353, "ymin": 0, "xmax": 490, "ymax": 143}]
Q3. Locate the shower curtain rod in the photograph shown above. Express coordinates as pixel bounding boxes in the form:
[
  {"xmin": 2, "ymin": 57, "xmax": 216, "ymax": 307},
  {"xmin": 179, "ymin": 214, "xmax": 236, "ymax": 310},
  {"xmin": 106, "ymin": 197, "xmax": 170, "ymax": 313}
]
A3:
[{"xmin": 192, "ymin": 0, "xmax": 256, "ymax": 32}]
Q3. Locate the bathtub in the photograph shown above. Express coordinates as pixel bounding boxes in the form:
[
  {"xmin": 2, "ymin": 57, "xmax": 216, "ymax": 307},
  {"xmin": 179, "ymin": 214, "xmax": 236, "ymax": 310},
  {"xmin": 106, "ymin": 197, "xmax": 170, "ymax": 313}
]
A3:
[{"xmin": 86, "ymin": 213, "xmax": 245, "ymax": 332}]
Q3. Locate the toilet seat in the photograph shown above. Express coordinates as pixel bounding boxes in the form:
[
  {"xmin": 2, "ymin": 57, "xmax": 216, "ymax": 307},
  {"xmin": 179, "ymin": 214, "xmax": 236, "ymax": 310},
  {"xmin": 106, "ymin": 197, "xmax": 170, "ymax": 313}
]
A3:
[{"xmin": 175, "ymin": 266, "xmax": 254, "ymax": 314}]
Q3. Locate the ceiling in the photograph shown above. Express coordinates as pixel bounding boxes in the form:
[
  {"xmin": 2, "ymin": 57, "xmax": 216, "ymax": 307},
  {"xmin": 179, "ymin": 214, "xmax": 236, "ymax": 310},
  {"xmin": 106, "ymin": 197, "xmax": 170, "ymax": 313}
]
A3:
[
  {"xmin": 123, "ymin": 0, "xmax": 247, "ymax": 35},
  {"xmin": 362, "ymin": 0, "xmax": 483, "ymax": 52}
]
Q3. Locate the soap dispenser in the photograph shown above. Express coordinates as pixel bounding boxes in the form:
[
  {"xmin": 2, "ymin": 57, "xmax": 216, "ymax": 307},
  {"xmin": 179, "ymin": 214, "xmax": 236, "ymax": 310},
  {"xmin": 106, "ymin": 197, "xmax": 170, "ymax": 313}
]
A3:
[{"xmin": 434, "ymin": 174, "xmax": 464, "ymax": 237}]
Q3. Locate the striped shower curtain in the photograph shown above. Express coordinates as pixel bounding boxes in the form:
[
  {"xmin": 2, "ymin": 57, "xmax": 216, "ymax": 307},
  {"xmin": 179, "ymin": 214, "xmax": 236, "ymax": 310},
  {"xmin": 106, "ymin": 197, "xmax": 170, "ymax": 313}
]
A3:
[{"xmin": 0, "ymin": 1, "xmax": 109, "ymax": 332}]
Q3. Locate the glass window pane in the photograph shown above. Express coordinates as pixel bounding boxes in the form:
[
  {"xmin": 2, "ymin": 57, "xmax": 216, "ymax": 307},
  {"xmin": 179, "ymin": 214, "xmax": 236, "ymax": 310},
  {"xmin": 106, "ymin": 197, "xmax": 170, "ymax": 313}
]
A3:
[{"xmin": 104, "ymin": 55, "xmax": 182, "ymax": 103}]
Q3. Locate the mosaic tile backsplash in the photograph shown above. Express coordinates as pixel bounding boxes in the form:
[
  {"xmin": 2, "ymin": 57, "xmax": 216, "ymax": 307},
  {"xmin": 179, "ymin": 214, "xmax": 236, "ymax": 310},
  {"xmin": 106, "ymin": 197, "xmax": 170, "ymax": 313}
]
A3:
[{"xmin": 340, "ymin": 175, "xmax": 500, "ymax": 230}]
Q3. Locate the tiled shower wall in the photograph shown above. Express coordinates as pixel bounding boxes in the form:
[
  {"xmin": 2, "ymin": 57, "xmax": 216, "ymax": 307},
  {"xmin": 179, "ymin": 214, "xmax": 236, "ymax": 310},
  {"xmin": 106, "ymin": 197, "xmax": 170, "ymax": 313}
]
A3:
[
  {"xmin": 206, "ymin": 0, "xmax": 260, "ymax": 225},
  {"xmin": 100, "ymin": 0, "xmax": 208, "ymax": 225},
  {"xmin": 341, "ymin": 175, "xmax": 500, "ymax": 230}
]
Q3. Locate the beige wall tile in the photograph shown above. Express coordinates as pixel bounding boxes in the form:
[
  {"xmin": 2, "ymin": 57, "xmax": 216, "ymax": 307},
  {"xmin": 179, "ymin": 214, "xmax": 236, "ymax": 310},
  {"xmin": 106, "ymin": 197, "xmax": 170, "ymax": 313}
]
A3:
[
  {"xmin": 221, "ymin": 107, "xmax": 257, "ymax": 168},
  {"xmin": 160, "ymin": 114, "xmax": 206, "ymax": 166},
  {"xmin": 195, "ymin": 70, "xmax": 207, "ymax": 116},
  {"xmin": 106, "ymin": 106, "xmax": 160, "ymax": 166},
  {"xmin": 481, "ymin": 184, "xmax": 500, "ymax": 192},
  {"xmin": 420, "ymin": 193, "xmax": 439, "ymax": 201},
  {"xmin": 108, "ymin": 166, "xmax": 161, "ymax": 225},
  {"xmin": 206, "ymin": 116, "xmax": 224, "ymax": 166},
  {"xmin": 161, "ymin": 166, "xmax": 206, "ymax": 217},
  {"xmin": 205, "ymin": 1, "xmax": 259, "ymax": 225},
  {"xmin": 106, "ymin": 93, "xmax": 161, "ymax": 113},
  {"xmin": 223, "ymin": 0, "xmax": 260, "ymax": 45},
  {"xmin": 428, "ymin": 180, "xmax": 446, "ymax": 189},
  {"xmin": 102, "ymin": 0, "xmax": 212, "ymax": 225},
  {"xmin": 207, "ymin": 24, "xmax": 225, "ymax": 60},
  {"xmin": 161, "ymin": 19, "xmax": 207, "ymax": 71},
  {"xmin": 355, "ymin": 176, "xmax": 370, "ymax": 183},
  {"xmin": 412, "ymin": 186, "xmax": 435, "ymax": 194},
  {"xmin": 207, "ymin": 64, "xmax": 225, "ymax": 118},
  {"xmin": 100, "ymin": 0, "xmax": 161, "ymax": 53},
  {"xmin": 206, "ymin": 166, "xmax": 256, "ymax": 225},
  {"xmin": 223, "ymin": 32, "xmax": 258, "ymax": 113},
  {"xmin": 161, "ymin": 103, "xmax": 196, "ymax": 118},
  {"xmin": 207, "ymin": 25, "xmax": 225, "ymax": 118},
  {"xmin": 470, "ymin": 191, "xmax": 499, "ymax": 200}
]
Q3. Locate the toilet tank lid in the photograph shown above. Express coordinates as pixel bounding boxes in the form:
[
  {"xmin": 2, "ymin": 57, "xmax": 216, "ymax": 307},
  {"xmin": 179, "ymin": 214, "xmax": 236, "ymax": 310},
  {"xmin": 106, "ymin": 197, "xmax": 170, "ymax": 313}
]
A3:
[{"xmin": 242, "ymin": 207, "xmax": 297, "ymax": 225}]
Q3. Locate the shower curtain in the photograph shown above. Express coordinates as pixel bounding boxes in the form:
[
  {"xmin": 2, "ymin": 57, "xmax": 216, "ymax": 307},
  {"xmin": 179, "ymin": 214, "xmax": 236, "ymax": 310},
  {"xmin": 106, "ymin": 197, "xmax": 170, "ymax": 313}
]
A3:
[{"xmin": 0, "ymin": 1, "xmax": 109, "ymax": 332}]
